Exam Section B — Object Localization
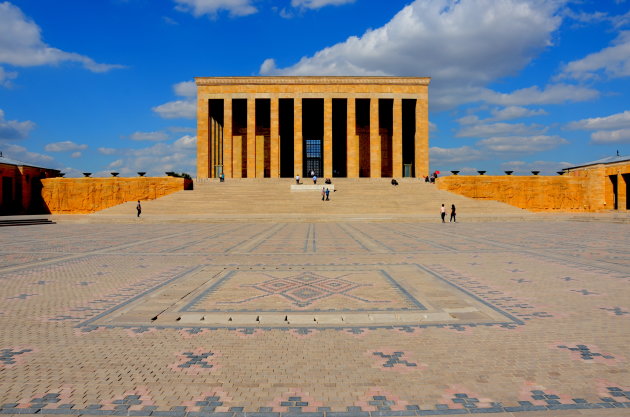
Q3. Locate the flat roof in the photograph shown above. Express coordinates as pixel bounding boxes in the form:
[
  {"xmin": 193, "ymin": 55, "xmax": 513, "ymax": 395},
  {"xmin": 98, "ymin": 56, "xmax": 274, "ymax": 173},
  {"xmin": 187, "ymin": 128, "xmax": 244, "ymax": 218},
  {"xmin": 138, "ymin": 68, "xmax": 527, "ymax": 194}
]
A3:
[{"xmin": 195, "ymin": 76, "xmax": 431, "ymax": 86}]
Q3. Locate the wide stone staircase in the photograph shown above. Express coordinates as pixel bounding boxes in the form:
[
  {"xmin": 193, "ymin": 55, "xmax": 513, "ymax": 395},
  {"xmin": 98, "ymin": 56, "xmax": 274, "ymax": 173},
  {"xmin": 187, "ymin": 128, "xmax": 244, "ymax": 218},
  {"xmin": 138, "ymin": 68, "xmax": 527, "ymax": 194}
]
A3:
[{"xmin": 79, "ymin": 178, "xmax": 538, "ymax": 223}]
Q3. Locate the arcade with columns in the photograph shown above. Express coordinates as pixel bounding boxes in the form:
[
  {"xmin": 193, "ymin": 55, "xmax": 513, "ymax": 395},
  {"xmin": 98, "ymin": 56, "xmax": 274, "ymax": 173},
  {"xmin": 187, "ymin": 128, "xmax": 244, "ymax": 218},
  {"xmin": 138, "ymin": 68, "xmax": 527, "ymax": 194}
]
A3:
[{"xmin": 196, "ymin": 77, "xmax": 430, "ymax": 179}]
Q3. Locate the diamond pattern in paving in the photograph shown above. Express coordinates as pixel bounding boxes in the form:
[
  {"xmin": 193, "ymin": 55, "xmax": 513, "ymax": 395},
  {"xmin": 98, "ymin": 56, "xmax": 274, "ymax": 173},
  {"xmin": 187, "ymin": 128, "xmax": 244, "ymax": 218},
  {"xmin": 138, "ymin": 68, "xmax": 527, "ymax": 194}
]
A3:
[{"xmin": 0, "ymin": 221, "xmax": 629, "ymax": 416}]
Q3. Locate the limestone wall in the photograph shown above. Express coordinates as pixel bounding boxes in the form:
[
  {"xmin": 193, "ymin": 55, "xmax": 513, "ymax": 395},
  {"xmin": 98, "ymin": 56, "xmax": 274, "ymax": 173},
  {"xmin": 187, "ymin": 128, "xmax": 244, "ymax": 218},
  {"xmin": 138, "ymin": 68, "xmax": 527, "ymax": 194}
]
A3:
[
  {"xmin": 41, "ymin": 177, "xmax": 190, "ymax": 214},
  {"xmin": 436, "ymin": 176, "xmax": 592, "ymax": 212}
]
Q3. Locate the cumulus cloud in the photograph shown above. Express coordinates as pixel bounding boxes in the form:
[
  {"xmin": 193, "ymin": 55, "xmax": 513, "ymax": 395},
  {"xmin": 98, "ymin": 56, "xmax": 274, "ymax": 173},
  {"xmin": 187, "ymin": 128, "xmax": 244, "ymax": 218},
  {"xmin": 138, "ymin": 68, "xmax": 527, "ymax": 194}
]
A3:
[
  {"xmin": 456, "ymin": 122, "xmax": 545, "ymax": 138},
  {"xmin": 0, "ymin": 143, "xmax": 53, "ymax": 166},
  {"xmin": 153, "ymin": 80, "xmax": 197, "ymax": 119},
  {"xmin": 98, "ymin": 147, "xmax": 117, "ymax": 155},
  {"xmin": 128, "ymin": 131, "xmax": 170, "ymax": 141},
  {"xmin": 291, "ymin": 0, "xmax": 355, "ymax": 9},
  {"xmin": 591, "ymin": 128, "xmax": 630, "ymax": 144},
  {"xmin": 430, "ymin": 146, "xmax": 483, "ymax": 165},
  {"xmin": 560, "ymin": 31, "xmax": 630, "ymax": 80},
  {"xmin": 481, "ymin": 84, "xmax": 599, "ymax": 106},
  {"xmin": 70, "ymin": 151, "xmax": 82, "ymax": 158},
  {"xmin": 489, "ymin": 106, "xmax": 548, "ymax": 121},
  {"xmin": 478, "ymin": 135, "xmax": 568, "ymax": 153},
  {"xmin": 500, "ymin": 159, "xmax": 573, "ymax": 174},
  {"xmin": 261, "ymin": 0, "xmax": 566, "ymax": 109},
  {"xmin": 566, "ymin": 110, "xmax": 630, "ymax": 130},
  {"xmin": 173, "ymin": 0, "xmax": 257, "ymax": 17},
  {"xmin": 0, "ymin": 109, "xmax": 35, "ymax": 140},
  {"xmin": 44, "ymin": 140, "xmax": 88, "ymax": 152},
  {"xmin": 0, "ymin": 2, "xmax": 124, "ymax": 72}
]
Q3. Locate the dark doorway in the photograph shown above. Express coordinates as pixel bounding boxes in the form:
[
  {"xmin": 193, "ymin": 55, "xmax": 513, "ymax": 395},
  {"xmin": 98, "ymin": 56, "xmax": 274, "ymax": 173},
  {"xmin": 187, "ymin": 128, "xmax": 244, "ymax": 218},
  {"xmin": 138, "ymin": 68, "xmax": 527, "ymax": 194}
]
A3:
[
  {"xmin": 256, "ymin": 99, "xmax": 271, "ymax": 177},
  {"xmin": 609, "ymin": 175, "xmax": 618, "ymax": 210},
  {"xmin": 402, "ymin": 99, "xmax": 416, "ymax": 177},
  {"xmin": 332, "ymin": 99, "xmax": 347, "ymax": 177},
  {"xmin": 356, "ymin": 99, "xmax": 370, "ymax": 177},
  {"xmin": 303, "ymin": 99, "xmax": 323, "ymax": 177},
  {"xmin": 279, "ymin": 99, "xmax": 294, "ymax": 177},
  {"xmin": 2, "ymin": 176, "xmax": 13, "ymax": 214},
  {"xmin": 623, "ymin": 174, "xmax": 630, "ymax": 210},
  {"xmin": 232, "ymin": 99, "xmax": 247, "ymax": 178},
  {"xmin": 379, "ymin": 99, "xmax": 393, "ymax": 177}
]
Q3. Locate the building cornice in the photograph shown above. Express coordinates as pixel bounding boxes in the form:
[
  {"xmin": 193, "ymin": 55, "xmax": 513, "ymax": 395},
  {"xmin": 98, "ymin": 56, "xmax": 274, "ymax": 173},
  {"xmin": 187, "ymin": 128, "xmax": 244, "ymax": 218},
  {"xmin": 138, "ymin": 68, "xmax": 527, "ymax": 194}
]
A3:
[{"xmin": 195, "ymin": 76, "xmax": 431, "ymax": 86}]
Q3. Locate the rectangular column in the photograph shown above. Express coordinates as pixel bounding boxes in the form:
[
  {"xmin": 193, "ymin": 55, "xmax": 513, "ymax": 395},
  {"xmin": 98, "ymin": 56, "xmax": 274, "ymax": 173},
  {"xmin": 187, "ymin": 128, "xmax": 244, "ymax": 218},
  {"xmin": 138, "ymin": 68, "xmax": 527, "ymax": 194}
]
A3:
[
  {"xmin": 223, "ymin": 98, "xmax": 232, "ymax": 178},
  {"xmin": 415, "ymin": 93, "xmax": 429, "ymax": 178},
  {"xmin": 247, "ymin": 96, "xmax": 256, "ymax": 178},
  {"xmin": 323, "ymin": 97, "xmax": 333, "ymax": 178},
  {"xmin": 369, "ymin": 97, "xmax": 381, "ymax": 178},
  {"xmin": 232, "ymin": 136, "xmax": 242, "ymax": 178},
  {"xmin": 392, "ymin": 98, "xmax": 402, "ymax": 178},
  {"xmin": 256, "ymin": 135, "xmax": 265, "ymax": 178},
  {"xmin": 196, "ymin": 97, "xmax": 210, "ymax": 178},
  {"xmin": 270, "ymin": 97, "xmax": 280, "ymax": 178},
  {"xmin": 346, "ymin": 98, "xmax": 358, "ymax": 178},
  {"xmin": 294, "ymin": 97, "xmax": 303, "ymax": 178}
]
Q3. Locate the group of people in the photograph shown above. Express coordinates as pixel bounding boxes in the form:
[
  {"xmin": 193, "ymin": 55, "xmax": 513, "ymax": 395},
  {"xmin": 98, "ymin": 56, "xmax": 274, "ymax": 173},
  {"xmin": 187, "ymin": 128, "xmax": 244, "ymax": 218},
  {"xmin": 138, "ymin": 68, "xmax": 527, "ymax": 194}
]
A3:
[
  {"xmin": 425, "ymin": 171, "xmax": 439, "ymax": 183},
  {"xmin": 440, "ymin": 203, "xmax": 456, "ymax": 223}
]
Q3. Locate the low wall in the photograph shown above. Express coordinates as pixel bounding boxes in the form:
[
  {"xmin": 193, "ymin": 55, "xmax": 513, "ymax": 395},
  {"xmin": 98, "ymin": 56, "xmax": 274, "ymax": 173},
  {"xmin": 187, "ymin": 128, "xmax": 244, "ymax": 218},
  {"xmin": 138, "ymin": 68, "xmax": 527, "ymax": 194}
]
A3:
[
  {"xmin": 436, "ymin": 176, "xmax": 596, "ymax": 212},
  {"xmin": 41, "ymin": 177, "xmax": 191, "ymax": 214}
]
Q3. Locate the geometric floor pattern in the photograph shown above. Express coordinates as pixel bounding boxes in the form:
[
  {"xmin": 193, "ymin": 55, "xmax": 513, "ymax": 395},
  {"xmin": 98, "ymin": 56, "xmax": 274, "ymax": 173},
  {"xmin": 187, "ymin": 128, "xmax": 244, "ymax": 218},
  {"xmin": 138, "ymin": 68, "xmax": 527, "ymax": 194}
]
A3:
[{"xmin": 1, "ymin": 221, "xmax": 629, "ymax": 416}]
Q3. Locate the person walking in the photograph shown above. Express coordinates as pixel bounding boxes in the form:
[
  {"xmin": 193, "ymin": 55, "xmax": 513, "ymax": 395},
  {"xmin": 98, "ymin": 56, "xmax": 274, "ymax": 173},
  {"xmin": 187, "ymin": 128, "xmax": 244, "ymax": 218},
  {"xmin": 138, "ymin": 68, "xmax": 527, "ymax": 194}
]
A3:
[
  {"xmin": 295, "ymin": 174, "xmax": 300, "ymax": 184},
  {"xmin": 440, "ymin": 204, "xmax": 446, "ymax": 223},
  {"xmin": 450, "ymin": 204, "xmax": 456, "ymax": 222},
  {"xmin": 136, "ymin": 200, "xmax": 142, "ymax": 217},
  {"xmin": 313, "ymin": 175, "xmax": 317, "ymax": 184},
  {"xmin": 325, "ymin": 188, "xmax": 330, "ymax": 201},
  {"xmin": 322, "ymin": 187, "xmax": 326, "ymax": 201}
]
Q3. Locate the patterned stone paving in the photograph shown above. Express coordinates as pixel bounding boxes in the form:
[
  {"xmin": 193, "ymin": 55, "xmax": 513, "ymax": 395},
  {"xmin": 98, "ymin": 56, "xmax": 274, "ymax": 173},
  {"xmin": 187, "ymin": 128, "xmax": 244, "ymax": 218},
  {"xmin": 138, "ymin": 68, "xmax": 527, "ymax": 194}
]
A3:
[{"xmin": 0, "ymin": 221, "xmax": 629, "ymax": 416}]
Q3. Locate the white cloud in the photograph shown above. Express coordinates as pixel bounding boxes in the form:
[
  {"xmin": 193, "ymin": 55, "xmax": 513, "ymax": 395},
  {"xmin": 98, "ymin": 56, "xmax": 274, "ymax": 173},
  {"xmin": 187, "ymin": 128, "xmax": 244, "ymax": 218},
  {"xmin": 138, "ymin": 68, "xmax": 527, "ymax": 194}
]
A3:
[
  {"xmin": 129, "ymin": 131, "xmax": 170, "ymax": 141},
  {"xmin": 291, "ymin": 0, "xmax": 355, "ymax": 10},
  {"xmin": 481, "ymin": 84, "xmax": 599, "ymax": 106},
  {"xmin": 70, "ymin": 151, "xmax": 82, "ymax": 158},
  {"xmin": 0, "ymin": 108, "xmax": 35, "ymax": 140},
  {"xmin": 0, "ymin": 2, "xmax": 124, "ymax": 72},
  {"xmin": 566, "ymin": 110, "xmax": 630, "ymax": 130},
  {"xmin": 261, "ymin": 0, "xmax": 566, "ymax": 109},
  {"xmin": 108, "ymin": 159, "xmax": 123, "ymax": 168},
  {"xmin": 44, "ymin": 140, "xmax": 88, "ymax": 152},
  {"xmin": 591, "ymin": 128, "xmax": 630, "ymax": 144},
  {"xmin": 173, "ymin": 0, "xmax": 257, "ymax": 17},
  {"xmin": 430, "ymin": 146, "xmax": 483, "ymax": 164},
  {"xmin": 560, "ymin": 31, "xmax": 630, "ymax": 80},
  {"xmin": 0, "ymin": 143, "xmax": 53, "ymax": 166},
  {"xmin": 456, "ymin": 122, "xmax": 545, "ymax": 138},
  {"xmin": 478, "ymin": 135, "xmax": 568, "ymax": 153},
  {"xmin": 489, "ymin": 106, "xmax": 547, "ymax": 121},
  {"xmin": 500, "ymin": 159, "xmax": 573, "ymax": 174},
  {"xmin": 152, "ymin": 99, "xmax": 196, "ymax": 119},
  {"xmin": 0, "ymin": 65, "xmax": 17, "ymax": 87},
  {"xmin": 173, "ymin": 80, "xmax": 196, "ymax": 97},
  {"xmin": 98, "ymin": 147, "xmax": 117, "ymax": 155}
]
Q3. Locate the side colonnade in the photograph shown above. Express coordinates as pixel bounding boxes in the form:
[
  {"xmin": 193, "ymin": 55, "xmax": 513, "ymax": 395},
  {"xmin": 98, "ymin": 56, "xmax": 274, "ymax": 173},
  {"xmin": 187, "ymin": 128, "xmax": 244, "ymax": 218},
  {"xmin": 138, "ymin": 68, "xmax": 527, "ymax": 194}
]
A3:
[{"xmin": 196, "ymin": 77, "xmax": 430, "ymax": 179}]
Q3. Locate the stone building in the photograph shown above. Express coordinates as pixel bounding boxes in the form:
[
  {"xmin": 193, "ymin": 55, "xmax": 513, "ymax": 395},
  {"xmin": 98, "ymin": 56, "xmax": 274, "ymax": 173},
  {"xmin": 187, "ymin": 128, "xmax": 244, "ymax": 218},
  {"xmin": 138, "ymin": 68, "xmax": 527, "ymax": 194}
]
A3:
[
  {"xmin": 0, "ymin": 153, "xmax": 60, "ymax": 215},
  {"xmin": 195, "ymin": 76, "xmax": 430, "ymax": 179}
]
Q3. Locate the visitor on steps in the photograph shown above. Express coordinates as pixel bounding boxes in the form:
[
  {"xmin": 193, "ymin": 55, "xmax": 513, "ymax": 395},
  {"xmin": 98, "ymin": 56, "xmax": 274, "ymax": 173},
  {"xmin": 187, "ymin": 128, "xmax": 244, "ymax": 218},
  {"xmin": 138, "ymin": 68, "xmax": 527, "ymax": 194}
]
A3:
[
  {"xmin": 440, "ymin": 204, "xmax": 446, "ymax": 223},
  {"xmin": 136, "ymin": 201, "xmax": 142, "ymax": 218},
  {"xmin": 313, "ymin": 175, "xmax": 317, "ymax": 184},
  {"xmin": 322, "ymin": 187, "xmax": 326, "ymax": 201},
  {"xmin": 450, "ymin": 204, "xmax": 456, "ymax": 222},
  {"xmin": 295, "ymin": 174, "xmax": 300, "ymax": 184},
  {"xmin": 325, "ymin": 188, "xmax": 330, "ymax": 201},
  {"xmin": 391, "ymin": 179, "xmax": 398, "ymax": 186}
]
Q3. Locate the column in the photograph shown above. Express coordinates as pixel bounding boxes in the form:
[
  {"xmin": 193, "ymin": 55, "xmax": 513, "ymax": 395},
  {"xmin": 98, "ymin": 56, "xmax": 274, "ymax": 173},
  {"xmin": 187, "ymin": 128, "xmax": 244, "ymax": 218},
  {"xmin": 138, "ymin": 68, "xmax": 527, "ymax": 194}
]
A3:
[
  {"xmin": 223, "ymin": 98, "xmax": 233, "ymax": 178},
  {"xmin": 270, "ymin": 96, "xmax": 280, "ymax": 177},
  {"xmin": 392, "ymin": 98, "xmax": 402, "ymax": 178},
  {"xmin": 294, "ymin": 97, "xmax": 303, "ymax": 177},
  {"xmin": 256, "ymin": 135, "xmax": 265, "ymax": 178},
  {"xmin": 323, "ymin": 97, "xmax": 333, "ymax": 178},
  {"xmin": 415, "ymin": 93, "xmax": 429, "ymax": 178},
  {"xmin": 247, "ymin": 96, "xmax": 256, "ymax": 178},
  {"xmin": 232, "ymin": 136, "xmax": 242, "ymax": 178},
  {"xmin": 369, "ymin": 97, "xmax": 381, "ymax": 178},
  {"xmin": 346, "ymin": 98, "xmax": 358, "ymax": 178},
  {"xmin": 196, "ymin": 97, "xmax": 210, "ymax": 178}
]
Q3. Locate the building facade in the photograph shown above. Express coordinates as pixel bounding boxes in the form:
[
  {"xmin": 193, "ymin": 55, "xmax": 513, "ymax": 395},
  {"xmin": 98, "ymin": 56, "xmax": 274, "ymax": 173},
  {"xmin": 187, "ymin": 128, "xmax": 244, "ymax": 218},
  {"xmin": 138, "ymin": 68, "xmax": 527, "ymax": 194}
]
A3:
[{"xmin": 196, "ymin": 77, "xmax": 430, "ymax": 179}]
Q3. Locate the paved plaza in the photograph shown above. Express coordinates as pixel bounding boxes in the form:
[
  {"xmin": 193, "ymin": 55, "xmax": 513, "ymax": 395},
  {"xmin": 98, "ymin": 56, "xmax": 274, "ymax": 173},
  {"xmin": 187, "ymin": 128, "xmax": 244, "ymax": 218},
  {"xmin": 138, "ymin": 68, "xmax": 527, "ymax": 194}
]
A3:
[{"xmin": 1, "ymin": 221, "xmax": 629, "ymax": 416}]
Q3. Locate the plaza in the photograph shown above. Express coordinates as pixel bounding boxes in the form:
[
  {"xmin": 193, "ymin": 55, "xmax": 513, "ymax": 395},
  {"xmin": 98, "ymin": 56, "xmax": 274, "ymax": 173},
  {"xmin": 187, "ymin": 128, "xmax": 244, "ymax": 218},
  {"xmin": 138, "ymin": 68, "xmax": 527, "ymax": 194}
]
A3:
[{"xmin": 1, "ymin": 220, "xmax": 629, "ymax": 416}]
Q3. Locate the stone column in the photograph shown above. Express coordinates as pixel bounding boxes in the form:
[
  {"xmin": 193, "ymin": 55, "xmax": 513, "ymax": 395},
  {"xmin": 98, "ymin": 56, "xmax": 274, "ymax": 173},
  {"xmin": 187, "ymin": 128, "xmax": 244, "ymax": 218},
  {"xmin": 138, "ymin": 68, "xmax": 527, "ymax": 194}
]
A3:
[
  {"xmin": 618, "ymin": 173, "xmax": 627, "ymax": 211},
  {"xmin": 270, "ymin": 96, "xmax": 280, "ymax": 178},
  {"xmin": 392, "ymin": 98, "xmax": 402, "ymax": 178},
  {"xmin": 247, "ymin": 97, "xmax": 256, "ymax": 178},
  {"xmin": 223, "ymin": 98, "xmax": 233, "ymax": 178},
  {"xmin": 370, "ymin": 97, "xmax": 381, "ymax": 178},
  {"xmin": 323, "ymin": 97, "xmax": 333, "ymax": 178},
  {"xmin": 415, "ymin": 92, "xmax": 429, "ymax": 178},
  {"xmin": 196, "ymin": 96, "xmax": 210, "ymax": 178},
  {"xmin": 346, "ymin": 97, "xmax": 358, "ymax": 178},
  {"xmin": 294, "ymin": 97, "xmax": 303, "ymax": 178},
  {"xmin": 232, "ymin": 136, "xmax": 242, "ymax": 178}
]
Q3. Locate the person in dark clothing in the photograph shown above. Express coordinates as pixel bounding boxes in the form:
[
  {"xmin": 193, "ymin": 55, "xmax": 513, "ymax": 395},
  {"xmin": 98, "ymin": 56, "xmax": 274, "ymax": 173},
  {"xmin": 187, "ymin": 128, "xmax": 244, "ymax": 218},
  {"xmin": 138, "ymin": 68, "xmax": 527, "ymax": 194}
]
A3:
[
  {"xmin": 325, "ymin": 188, "xmax": 330, "ymax": 201},
  {"xmin": 136, "ymin": 201, "xmax": 142, "ymax": 217},
  {"xmin": 450, "ymin": 204, "xmax": 456, "ymax": 222}
]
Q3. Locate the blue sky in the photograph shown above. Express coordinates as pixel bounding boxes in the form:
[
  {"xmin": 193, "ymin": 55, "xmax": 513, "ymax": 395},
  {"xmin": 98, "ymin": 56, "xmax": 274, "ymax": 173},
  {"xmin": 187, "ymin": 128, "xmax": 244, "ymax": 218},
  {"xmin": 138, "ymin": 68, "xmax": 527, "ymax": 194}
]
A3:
[{"xmin": 0, "ymin": 0, "xmax": 629, "ymax": 177}]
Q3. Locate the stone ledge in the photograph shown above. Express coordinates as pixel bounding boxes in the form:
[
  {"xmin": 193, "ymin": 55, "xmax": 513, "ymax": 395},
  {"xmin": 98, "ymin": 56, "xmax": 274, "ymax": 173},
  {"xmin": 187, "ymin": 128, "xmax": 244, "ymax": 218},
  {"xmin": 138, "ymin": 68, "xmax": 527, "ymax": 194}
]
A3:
[{"xmin": 291, "ymin": 184, "xmax": 335, "ymax": 191}]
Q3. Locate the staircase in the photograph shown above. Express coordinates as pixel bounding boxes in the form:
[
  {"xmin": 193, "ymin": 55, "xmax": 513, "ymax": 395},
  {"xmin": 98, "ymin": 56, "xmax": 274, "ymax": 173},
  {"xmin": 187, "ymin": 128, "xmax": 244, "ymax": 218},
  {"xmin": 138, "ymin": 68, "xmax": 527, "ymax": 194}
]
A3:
[
  {"xmin": 0, "ymin": 217, "xmax": 56, "ymax": 227},
  {"xmin": 82, "ymin": 178, "xmax": 537, "ymax": 223}
]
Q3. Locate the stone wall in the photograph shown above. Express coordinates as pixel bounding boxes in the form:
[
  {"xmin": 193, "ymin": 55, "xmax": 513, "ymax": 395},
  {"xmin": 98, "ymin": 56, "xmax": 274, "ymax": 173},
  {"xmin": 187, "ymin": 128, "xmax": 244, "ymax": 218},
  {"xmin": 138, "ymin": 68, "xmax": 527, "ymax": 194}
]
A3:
[
  {"xmin": 41, "ymin": 177, "xmax": 191, "ymax": 214},
  {"xmin": 436, "ymin": 176, "xmax": 591, "ymax": 212}
]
